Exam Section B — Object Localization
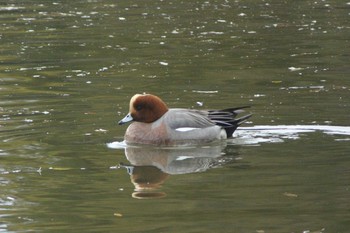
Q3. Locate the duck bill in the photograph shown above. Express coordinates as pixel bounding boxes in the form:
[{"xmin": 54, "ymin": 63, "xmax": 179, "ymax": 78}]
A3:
[{"xmin": 118, "ymin": 113, "xmax": 133, "ymax": 125}]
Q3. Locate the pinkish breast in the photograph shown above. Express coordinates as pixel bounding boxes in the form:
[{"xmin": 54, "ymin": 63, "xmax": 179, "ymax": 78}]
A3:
[{"xmin": 124, "ymin": 122, "xmax": 169, "ymax": 145}]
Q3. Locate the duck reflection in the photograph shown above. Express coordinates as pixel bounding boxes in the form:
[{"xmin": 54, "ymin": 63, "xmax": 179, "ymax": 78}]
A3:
[
  {"xmin": 120, "ymin": 144, "xmax": 237, "ymax": 199},
  {"xmin": 121, "ymin": 164, "xmax": 169, "ymax": 199}
]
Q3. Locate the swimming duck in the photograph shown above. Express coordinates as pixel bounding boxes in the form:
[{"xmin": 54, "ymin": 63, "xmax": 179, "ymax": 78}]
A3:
[{"xmin": 118, "ymin": 93, "xmax": 251, "ymax": 146}]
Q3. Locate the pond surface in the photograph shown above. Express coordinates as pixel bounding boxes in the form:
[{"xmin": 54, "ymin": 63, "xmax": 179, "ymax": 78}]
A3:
[{"xmin": 1, "ymin": 0, "xmax": 350, "ymax": 232}]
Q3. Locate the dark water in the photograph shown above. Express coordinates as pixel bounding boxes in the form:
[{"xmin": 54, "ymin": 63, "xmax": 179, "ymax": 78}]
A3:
[{"xmin": 1, "ymin": 0, "xmax": 350, "ymax": 232}]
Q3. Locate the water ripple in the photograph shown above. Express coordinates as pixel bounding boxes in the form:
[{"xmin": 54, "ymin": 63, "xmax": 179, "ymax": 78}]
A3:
[{"xmin": 234, "ymin": 125, "xmax": 350, "ymax": 145}]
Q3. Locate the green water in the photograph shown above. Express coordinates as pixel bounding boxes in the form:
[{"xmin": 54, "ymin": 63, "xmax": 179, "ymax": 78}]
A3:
[{"xmin": 1, "ymin": 0, "xmax": 350, "ymax": 232}]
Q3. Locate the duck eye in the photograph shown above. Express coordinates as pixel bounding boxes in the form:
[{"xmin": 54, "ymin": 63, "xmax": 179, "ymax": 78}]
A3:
[{"xmin": 135, "ymin": 105, "xmax": 142, "ymax": 111}]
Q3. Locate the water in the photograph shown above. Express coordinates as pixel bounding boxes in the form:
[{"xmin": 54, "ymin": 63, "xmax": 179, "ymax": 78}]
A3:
[{"xmin": 1, "ymin": 0, "xmax": 350, "ymax": 232}]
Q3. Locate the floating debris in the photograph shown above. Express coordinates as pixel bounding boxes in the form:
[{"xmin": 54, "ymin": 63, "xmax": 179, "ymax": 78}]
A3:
[
  {"xmin": 192, "ymin": 90, "xmax": 218, "ymax": 94},
  {"xmin": 283, "ymin": 192, "xmax": 298, "ymax": 198},
  {"xmin": 49, "ymin": 167, "xmax": 73, "ymax": 171},
  {"xmin": 114, "ymin": 213, "xmax": 123, "ymax": 217}
]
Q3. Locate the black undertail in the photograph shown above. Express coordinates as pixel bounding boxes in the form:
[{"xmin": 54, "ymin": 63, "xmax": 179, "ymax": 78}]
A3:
[{"xmin": 208, "ymin": 106, "xmax": 252, "ymax": 137}]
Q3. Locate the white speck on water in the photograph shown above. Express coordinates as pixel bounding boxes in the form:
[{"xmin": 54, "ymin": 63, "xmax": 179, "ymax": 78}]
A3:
[
  {"xmin": 288, "ymin": 67, "xmax": 304, "ymax": 71},
  {"xmin": 95, "ymin": 128, "xmax": 107, "ymax": 132},
  {"xmin": 309, "ymin": 85, "xmax": 324, "ymax": 89},
  {"xmin": 254, "ymin": 94, "xmax": 266, "ymax": 97},
  {"xmin": 200, "ymin": 31, "xmax": 224, "ymax": 35},
  {"xmin": 98, "ymin": 67, "xmax": 108, "ymax": 72},
  {"xmin": 7, "ymin": 196, "xmax": 15, "ymax": 201},
  {"xmin": 159, "ymin": 61, "xmax": 168, "ymax": 66},
  {"xmin": 335, "ymin": 138, "xmax": 350, "ymax": 141},
  {"xmin": 0, "ymin": 6, "xmax": 25, "ymax": 11},
  {"xmin": 196, "ymin": 101, "xmax": 203, "ymax": 106}
]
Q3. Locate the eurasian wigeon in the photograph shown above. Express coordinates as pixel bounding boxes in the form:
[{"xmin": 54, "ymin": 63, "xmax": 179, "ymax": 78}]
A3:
[{"xmin": 118, "ymin": 93, "xmax": 252, "ymax": 146}]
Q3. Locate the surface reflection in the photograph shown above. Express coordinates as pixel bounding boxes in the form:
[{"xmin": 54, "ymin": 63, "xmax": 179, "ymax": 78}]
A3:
[{"xmin": 120, "ymin": 144, "xmax": 237, "ymax": 199}]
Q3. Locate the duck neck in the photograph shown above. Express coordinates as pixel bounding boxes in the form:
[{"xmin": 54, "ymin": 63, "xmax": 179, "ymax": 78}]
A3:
[{"xmin": 147, "ymin": 96, "xmax": 168, "ymax": 122}]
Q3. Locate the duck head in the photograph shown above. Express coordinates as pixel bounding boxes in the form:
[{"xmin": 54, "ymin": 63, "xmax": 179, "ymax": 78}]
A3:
[{"xmin": 118, "ymin": 94, "xmax": 169, "ymax": 125}]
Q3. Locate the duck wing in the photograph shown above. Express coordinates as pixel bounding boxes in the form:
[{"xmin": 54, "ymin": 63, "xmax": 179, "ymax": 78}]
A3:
[
  {"xmin": 165, "ymin": 109, "xmax": 216, "ymax": 130},
  {"xmin": 165, "ymin": 107, "xmax": 251, "ymax": 137}
]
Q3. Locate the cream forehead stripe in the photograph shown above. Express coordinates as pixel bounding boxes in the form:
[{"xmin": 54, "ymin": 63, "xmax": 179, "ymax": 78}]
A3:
[{"xmin": 129, "ymin": 94, "xmax": 143, "ymax": 111}]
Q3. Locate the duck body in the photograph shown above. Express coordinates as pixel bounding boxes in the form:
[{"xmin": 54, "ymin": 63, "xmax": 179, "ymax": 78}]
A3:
[{"xmin": 119, "ymin": 94, "xmax": 251, "ymax": 146}]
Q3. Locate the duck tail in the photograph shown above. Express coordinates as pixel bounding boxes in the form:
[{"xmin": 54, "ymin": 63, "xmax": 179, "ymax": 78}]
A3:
[
  {"xmin": 224, "ymin": 113, "xmax": 252, "ymax": 137},
  {"xmin": 208, "ymin": 106, "xmax": 252, "ymax": 138}
]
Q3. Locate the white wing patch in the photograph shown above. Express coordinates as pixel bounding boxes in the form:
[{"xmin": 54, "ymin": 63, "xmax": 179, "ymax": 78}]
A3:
[
  {"xmin": 176, "ymin": 156, "xmax": 194, "ymax": 160},
  {"xmin": 175, "ymin": 127, "xmax": 198, "ymax": 132}
]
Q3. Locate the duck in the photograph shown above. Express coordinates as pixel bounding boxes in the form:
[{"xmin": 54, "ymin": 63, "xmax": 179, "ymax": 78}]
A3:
[{"xmin": 118, "ymin": 93, "xmax": 252, "ymax": 146}]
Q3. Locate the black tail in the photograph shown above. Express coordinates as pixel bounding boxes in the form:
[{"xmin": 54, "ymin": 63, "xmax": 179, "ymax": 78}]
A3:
[{"xmin": 208, "ymin": 106, "xmax": 252, "ymax": 138}]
